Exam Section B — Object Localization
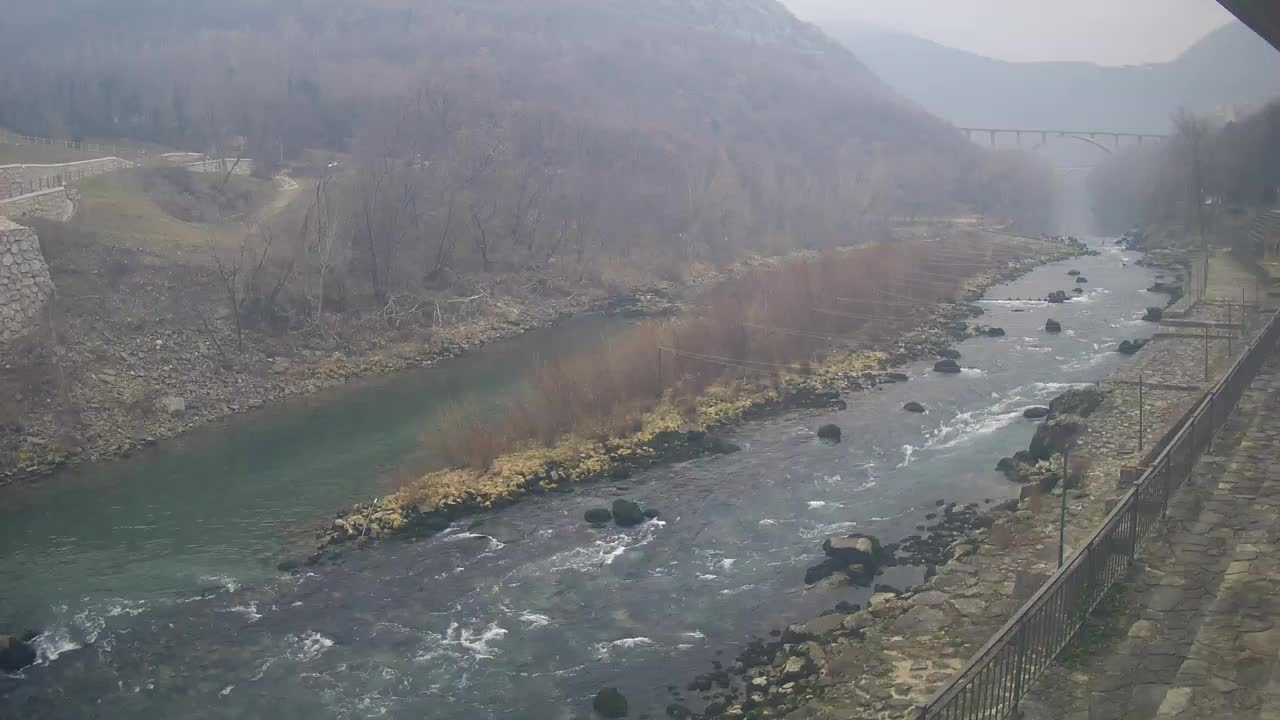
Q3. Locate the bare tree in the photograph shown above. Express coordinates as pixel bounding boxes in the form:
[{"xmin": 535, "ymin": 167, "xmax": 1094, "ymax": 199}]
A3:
[
  {"xmin": 1174, "ymin": 110, "xmax": 1212, "ymax": 295},
  {"xmin": 306, "ymin": 173, "xmax": 342, "ymax": 318}
]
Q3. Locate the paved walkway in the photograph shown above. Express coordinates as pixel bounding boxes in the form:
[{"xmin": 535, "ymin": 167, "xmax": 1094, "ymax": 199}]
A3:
[{"xmin": 1027, "ymin": 352, "xmax": 1280, "ymax": 719}]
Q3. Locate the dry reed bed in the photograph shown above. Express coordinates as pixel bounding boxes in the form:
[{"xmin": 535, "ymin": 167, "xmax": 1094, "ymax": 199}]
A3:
[{"xmin": 321, "ymin": 232, "xmax": 1071, "ymax": 548}]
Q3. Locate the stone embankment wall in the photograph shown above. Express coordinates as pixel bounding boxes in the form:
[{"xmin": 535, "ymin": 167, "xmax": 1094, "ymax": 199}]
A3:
[
  {"xmin": 0, "ymin": 217, "xmax": 54, "ymax": 341},
  {"xmin": 0, "ymin": 187, "xmax": 73, "ymax": 221},
  {"xmin": 0, "ymin": 157, "xmax": 132, "ymax": 198}
]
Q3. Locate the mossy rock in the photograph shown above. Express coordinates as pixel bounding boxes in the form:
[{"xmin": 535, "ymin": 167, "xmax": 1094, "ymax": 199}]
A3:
[{"xmin": 584, "ymin": 508, "xmax": 613, "ymax": 525}]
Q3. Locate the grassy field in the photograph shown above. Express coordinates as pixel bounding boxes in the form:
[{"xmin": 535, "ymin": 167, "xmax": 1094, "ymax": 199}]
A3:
[{"xmin": 70, "ymin": 170, "xmax": 279, "ymax": 261}]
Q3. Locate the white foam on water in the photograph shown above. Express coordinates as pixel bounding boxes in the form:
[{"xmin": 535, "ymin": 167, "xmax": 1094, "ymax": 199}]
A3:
[
  {"xmin": 445, "ymin": 621, "xmax": 508, "ymax": 659},
  {"xmin": 443, "ymin": 532, "xmax": 506, "ymax": 552},
  {"xmin": 896, "ymin": 444, "xmax": 915, "ymax": 468},
  {"xmin": 697, "ymin": 574, "xmax": 719, "ymax": 581},
  {"xmin": 200, "ymin": 575, "xmax": 242, "ymax": 593},
  {"xmin": 548, "ymin": 519, "xmax": 666, "ymax": 573},
  {"xmin": 219, "ymin": 601, "xmax": 263, "ymax": 623},
  {"xmin": 719, "ymin": 584, "xmax": 759, "ymax": 596},
  {"xmin": 719, "ymin": 558, "xmax": 736, "ymax": 571},
  {"xmin": 758, "ymin": 519, "xmax": 778, "ymax": 526},
  {"xmin": 518, "ymin": 613, "xmax": 552, "ymax": 629},
  {"xmin": 285, "ymin": 631, "xmax": 334, "ymax": 662},
  {"xmin": 927, "ymin": 406, "xmax": 1025, "ymax": 450},
  {"xmin": 30, "ymin": 628, "xmax": 82, "ymax": 666},
  {"xmin": 593, "ymin": 637, "xmax": 655, "ymax": 658},
  {"xmin": 683, "ymin": 630, "xmax": 706, "ymax": 639},
  {"xmin": 960, "ymin": 368, "xmax": 986, "ymax": 377},
  {"xmin": 806, "ymin": 501, "xmax": 828, "ymax": 509},
  {"xmin": 801, "ymin": 520, "xmax": 858, "ymax": 539},
  {"xmin": 220, "ymin": 685, "xmax": 235, "ymax": 697}
]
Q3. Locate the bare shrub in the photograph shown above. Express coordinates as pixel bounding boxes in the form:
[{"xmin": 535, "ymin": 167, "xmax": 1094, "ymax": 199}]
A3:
[{"xmin": 428, "ymin": 234, "xmax": 1035, "ymax": 470}]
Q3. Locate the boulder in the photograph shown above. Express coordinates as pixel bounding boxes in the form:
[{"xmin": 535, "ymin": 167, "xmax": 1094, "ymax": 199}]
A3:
[
  {"xmin": 1118, "ymin": 339, "xmax": 1149, "ymax": 356},
  {"xmin": 781, "ymin": 654, "xmax": 815, "ymax": 679},
  {"xmin": 1049, "ymin": 386, "xmax": 1104, "ymax": 417},
  {"xmin": 0, "ymin": 634, "xmax": 37, "ymax": 673},
  {"xmin": 937, "ymin": 348, "xmax": 962, "ymax": 360},
  {"xmin": 156, "ymin": 396, "xmax": 186, "ymax": 416},
  {"xmin": 893, "ymin": 606, "xmax": 947, "ymax": 635},
  {"xmin": 1047, "ymin": 291, "xmax": 1068, "ymax": 304},
  {"xmin": 593, "ymin": 688, "xmax": 629, "ymax": 718},
  {"xmin": 933, "ymin": 359, "xmax": 961, "ymax": 374},
  {"xmin": 1022, "ymin": 406, "xmax": 1051, "ymax": 419},
  {"xmin": 1072, "ymin": 287, "xmax": 1084, "ymax": 294},
  {"xmin": 1044, "ymin": 319, "xmax": 1062, "ymax": 333},
  {"xmin": 823, "ymin": 534, "xmax": 880, "ymax": 565},
  {"xmin": 611, "ymin": 499, "xmax": 646, "ymax": 527},
  {"xmin": 1142, "ymin": 306, "xmax": 1164, "ymax": 322},
  {"xmin": 995, "ymin": 457, "xmax": 1017, "ymax": 473},
  {"xmin": 884, "ymin": 372, "xmax": 910, "ymax": 383},
  {"xmin": 816, "ymin": 424, "xmax": 842, "ymax": 442},
  {"xmin": 978, "ymin": 326, "xmax": 1006, "ymax": 337},
  {"xmin": 1067, "ymin": 269, "xmax": 1081, "ymax": 276},
  {"xmin": 584, "ymin": 508, "xmax": 613, "ymax": 525},
  {"xmin": 1075, "ymin": 276, "xmax": 1089, "ymax": 284},
  {"xmin": 903, "ymin": 402, "xmax": 926, "ymax": 414},
  {"xmin": 1029, "ymin": 417, "xmax": 1082, "ymax": 462}
]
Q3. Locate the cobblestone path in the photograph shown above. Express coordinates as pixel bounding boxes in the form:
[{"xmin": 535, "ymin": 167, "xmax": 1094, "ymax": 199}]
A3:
[{"xmin": 1027, "ymin": 353, "xmax": 1280, "ymax": 719}]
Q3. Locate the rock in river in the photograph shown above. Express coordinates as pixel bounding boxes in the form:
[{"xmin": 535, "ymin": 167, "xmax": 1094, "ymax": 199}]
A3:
[
  {"xmin": 593, "ymin": 687, "xmax": 629, "ymax": 718},
  {"xmin": 937, "ymin": 348, "xmax": 962, "ymax": 360},
  {"xmin": 1047, "ymin": 290, "xmax": 1068, "ymax": 304},
  {"xmin": 584, "ymin": 508, "xmax": 613, "ymax": 525},
  {"xmin": 1044, "ymin": 319, "xmax": 1062, "ymax": 333},
  {"xmin": 903, "ymin": 401, "xmax": 926, "ymax": 413},
  {"xmin": 1022, "ymin": 406, "xmax": 1051, "ymax": 419},
  {"xmin": 611, "ymin": 499, "xmax": 647, "ymax": 527},
  {"xmin": 1143, "ymin": 306, "xmax": 1164, "ymax": 322},
  {"xmin": 1075, "ymin": 276, "xmax": 1089, "ymax": 284},
  {"xmin": 0, "ymin": 634, "xmax": 37, "ymax": 673},
  {"xmin": 1029, "ymin": 417, "xmax": 1083, "ymax": 462},
  {"xmin": 1067, "ymin": 269, "xmax": 1081, "ymax": 276},
  {"xmin": 816, "ymin": 424, "xmax": 842, "ymax": 442},
  {"xmin": 933, "ymin": 359, "xmax": 961, "ymax": 374},
  {"xmin": 1118, "ymin": 339, "xmax": 1149, "ymax": 355}
]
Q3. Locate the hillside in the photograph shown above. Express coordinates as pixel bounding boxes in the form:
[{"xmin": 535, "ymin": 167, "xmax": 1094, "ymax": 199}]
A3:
[
  {"xmin": 821, "ymin": 21, "xmax": 1280, "ymax": 133},
  {"xmin": 0, "ymin": 0, "xmax": 1051, "ymax": 263}
]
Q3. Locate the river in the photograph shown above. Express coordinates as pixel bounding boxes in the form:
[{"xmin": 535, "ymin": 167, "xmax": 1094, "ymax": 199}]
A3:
[{"xmin": 1, "ymin": 245, "xmax": 1158, "ymax": 719}]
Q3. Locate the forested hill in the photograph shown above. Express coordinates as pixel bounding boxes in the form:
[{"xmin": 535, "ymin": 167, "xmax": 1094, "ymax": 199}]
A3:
[
  {"xmin": 828, "ymin": 21, "xmax": 1280, "ymax": 134},
  {"xmin": 0, "ymin": 0, "xmax": 1052, "ymax": 256}
]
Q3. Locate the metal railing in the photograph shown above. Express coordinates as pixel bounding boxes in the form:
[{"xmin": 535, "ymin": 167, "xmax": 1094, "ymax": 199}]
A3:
[{"xmin": 916, "ymin": 304, "xmax": 1280, "ymax": 720}]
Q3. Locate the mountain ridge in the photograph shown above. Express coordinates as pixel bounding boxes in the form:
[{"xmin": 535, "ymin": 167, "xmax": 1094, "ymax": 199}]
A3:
[{"xmin": 814, "ymin": 21, "xmax": 1280, "ymax": 133}]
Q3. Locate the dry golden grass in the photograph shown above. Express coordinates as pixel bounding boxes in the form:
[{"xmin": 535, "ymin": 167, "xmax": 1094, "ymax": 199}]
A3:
[{"xmin": 432, "ymin": 233, "xmax": 1038, "ymax": 471}]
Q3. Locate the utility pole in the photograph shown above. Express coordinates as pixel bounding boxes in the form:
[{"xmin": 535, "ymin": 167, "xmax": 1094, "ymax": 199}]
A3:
[
  {"xmin": 1138, "ymin": 374, "xmax": 1145, "ymax": 453},
  {"xmin": 1059, "ymin": 447, "xmax": 1070, "ymax": 569}
]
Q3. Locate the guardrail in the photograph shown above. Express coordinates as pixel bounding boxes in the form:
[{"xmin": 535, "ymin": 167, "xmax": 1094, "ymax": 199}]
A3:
[
  {"xmin": 0, "ymin": 159, "xmax": 134, "ymax": 201},
  {"xmin": 915, "ymin": 304, "xmax": 1280, "ymax": 719},
  {"xmin": 2, "ymin": 133, "xmax": 148, "ymax": 161}
]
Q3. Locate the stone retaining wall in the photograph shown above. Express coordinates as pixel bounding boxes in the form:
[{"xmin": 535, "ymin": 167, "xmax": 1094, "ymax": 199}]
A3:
[
  {"xmin": 0, "ymin": 217, "xmax": 54, "ymax": 342},
  {"xmin": 0, "ymin": 187, "xmax": 72, "ymax": 221}
]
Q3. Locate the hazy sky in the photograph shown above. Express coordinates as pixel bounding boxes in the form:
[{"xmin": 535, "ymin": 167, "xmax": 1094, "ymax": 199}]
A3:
[{"xmin": 780, "ymin": 0, "xmax": 1238, "ymax": 66}]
